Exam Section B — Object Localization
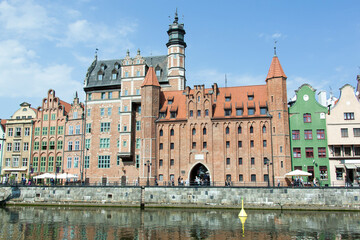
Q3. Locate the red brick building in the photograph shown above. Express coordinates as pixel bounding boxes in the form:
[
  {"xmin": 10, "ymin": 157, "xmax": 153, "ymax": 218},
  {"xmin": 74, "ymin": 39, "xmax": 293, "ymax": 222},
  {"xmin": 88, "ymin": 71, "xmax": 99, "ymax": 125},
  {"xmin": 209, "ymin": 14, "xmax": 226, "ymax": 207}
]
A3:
[{"xmin": 82, "ymin": 11, "xmax": 291, "ymax": 186}]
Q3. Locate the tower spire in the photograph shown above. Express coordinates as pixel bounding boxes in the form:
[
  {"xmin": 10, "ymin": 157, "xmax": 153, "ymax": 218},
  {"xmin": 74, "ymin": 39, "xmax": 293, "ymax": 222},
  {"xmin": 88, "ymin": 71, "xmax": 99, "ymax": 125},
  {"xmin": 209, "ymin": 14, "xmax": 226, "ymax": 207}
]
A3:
[
  {"xmin": 274, "ymin": 40, "xmax": 277, "ymax": 56},
  {"xmin": 174, "ymin": 8, "xmax": 178, "ymax": 23}
]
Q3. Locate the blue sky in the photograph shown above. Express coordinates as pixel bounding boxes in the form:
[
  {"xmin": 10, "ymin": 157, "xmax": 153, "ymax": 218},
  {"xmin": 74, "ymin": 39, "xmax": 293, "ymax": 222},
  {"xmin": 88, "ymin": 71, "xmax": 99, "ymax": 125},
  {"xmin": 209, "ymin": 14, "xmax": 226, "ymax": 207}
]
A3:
[{"xmin": 0, "ymin": 0, "xmax": 359, "ymax": 118}]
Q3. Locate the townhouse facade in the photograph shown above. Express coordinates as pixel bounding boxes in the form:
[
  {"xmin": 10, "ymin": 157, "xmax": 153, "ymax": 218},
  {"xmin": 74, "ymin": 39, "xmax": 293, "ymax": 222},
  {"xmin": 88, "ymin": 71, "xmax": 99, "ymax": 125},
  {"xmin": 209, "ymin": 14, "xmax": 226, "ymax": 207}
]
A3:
[
  {"xmin": 326, "ymin": 84, "xmax": 360, "ymax": 186},
  {"xmin": 1, "ymin": 102, "xmax": 36, "ymax": 182},
  {"xmin": 289, "ymin": 84, "xmax": 331, "ymax": 186}
]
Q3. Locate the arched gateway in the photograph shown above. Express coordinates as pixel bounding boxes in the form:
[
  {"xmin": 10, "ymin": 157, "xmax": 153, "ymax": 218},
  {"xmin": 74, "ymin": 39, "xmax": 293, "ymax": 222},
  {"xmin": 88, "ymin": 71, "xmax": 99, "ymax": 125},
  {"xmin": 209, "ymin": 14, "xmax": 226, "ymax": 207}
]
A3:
[{"xmin": 189, "ymin": 163, "xmax": 210, "ymax": 186}]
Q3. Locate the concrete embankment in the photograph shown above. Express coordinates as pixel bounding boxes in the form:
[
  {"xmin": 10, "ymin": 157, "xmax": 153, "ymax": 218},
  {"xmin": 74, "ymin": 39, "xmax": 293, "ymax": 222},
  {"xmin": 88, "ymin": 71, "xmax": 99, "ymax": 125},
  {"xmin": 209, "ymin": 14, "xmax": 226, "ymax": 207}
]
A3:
[{"xmin": 1, "ymin": 186, "xmax": 359, "ymax": 211}]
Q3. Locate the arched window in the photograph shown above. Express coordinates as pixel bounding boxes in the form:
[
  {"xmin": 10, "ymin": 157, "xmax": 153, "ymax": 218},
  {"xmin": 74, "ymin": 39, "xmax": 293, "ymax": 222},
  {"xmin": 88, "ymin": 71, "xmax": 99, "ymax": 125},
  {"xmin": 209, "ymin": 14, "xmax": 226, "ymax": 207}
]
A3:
[
  {"xmin": 262, "ymin": 126, "xmax": 266, "ymax": 133},
  {"xmin": 170, "ymin": 129, "xmax": 174, "ymax": 136},
  {"xmin": 238, "ymin": 126, "xmax": 242, "ymax": 134},
  {"xmin": 159, "ymin": 129, "xmax": 163, "ymax": 136},
  {"xmin": 192, "ymin": 128, "xmax": 196, "ymax": 135},
  {"xmin": 250, "ymin": 126, "xmax": 253, "ymax": 133},
  {"xmin": 203, "ymin": 127, "xmax": 207, "ymax": 135},
  {"xmin": 205, "ymin": 109, "xmax": 209, "ymax": 116},
  {"xmin": 226, "ymin": 127, "xmax": 230, "ymax": 134}
]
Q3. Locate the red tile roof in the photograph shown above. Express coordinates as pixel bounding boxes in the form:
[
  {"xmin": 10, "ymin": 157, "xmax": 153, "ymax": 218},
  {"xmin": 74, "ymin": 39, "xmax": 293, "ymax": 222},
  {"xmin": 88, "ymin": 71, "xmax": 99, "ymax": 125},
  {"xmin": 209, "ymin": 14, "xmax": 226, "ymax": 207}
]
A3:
[
  {"xmin": 142, "ymin": 67, "xmax": 160, "ymax": 87},
  {"xmin": 266, "ymin": 56, "xmax": 287, "ymax": 80},
  {"xmin": 1, "ymin": 119, "xmax": 7, "ymax": 131},
  {"xmin": 60, "ymin": 100, "xmax": 72, "ymax": 114}
]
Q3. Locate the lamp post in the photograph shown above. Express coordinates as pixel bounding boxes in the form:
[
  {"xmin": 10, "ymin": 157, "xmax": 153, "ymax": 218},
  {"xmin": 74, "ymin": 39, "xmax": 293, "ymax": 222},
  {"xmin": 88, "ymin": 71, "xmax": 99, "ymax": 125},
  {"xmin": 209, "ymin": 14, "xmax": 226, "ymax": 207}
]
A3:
[{"xmin": 144, "ymin": 160, "xmax": 151, "ymax": 186}]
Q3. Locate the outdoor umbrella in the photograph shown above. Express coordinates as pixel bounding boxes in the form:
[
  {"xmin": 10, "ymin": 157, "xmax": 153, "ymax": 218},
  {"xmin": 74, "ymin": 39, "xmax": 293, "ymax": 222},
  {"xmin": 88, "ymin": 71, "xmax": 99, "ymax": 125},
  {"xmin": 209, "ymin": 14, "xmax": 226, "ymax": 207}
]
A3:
[
  {"xmin": 284, "ymin": 169, "xmax": 312, "ymax": 178},
  {"xmin": 33, "ymin": 173, "xmax": 56, "ymax": 179},
  {"xmin": 56, "ymin": 173, "xmax": 78, "ymax": 179}
]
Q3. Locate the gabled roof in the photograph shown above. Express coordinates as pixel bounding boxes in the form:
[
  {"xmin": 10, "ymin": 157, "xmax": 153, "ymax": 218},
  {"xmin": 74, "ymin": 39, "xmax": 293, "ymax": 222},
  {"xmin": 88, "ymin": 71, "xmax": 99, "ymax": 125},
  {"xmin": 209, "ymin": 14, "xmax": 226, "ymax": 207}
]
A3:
[
  {"xmin": 266, "ymin": 56, "xmax": 287, "ymax": 80},
  {"xmin": 60, "ymin": 100, "xmax": 72, "ymax": 114},
  {"xmin": 142, "ymin": 66, "xmax": 160, "ymax": 87},
  {"xmin": 1, "ymin": 119, "xmax": 7, "ymax": 131}
]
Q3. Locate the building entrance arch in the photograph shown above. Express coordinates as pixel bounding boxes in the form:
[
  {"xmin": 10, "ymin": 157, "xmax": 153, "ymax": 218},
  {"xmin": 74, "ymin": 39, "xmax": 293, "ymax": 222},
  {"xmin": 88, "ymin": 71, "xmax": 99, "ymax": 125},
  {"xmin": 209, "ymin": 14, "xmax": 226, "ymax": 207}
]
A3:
[{"xmin": 189, "ymin": 163, "xmax": 210, "ymax": 186}]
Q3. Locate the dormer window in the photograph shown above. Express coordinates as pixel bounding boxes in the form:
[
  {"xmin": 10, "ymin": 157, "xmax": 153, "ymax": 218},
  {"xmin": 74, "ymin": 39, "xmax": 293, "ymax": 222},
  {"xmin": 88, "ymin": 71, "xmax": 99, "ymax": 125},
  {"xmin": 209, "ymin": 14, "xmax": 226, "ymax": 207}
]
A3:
[
  {"xmin": 225, "ymin": 96, "xmax": 231, "ymax": 102},
  {"xmin": 100, "ymin": 65, "xmax": 105, "ymax": 71},
  {"xmin": 159, "ymin": 112, "xmax": 166, "ymax": 119},
  {"xmin": 260, "ymin": 107, "xmax": 267, "ymax": 115},
  {"xmin": 98, "ymin": 73, "xmax": 103, "ymax": 80},
  {"xmin": 112, "ymin": 73, "xmax": 117, "ymax": 80},
  {"xmin": 236, "ymin": 108, "xmax": 243, "ymax": 116},
  {"xmin": 224, "ymin": 109, "xmax": 231, "ymax": 116},
  {"xmin": 155, "ymin": 66, "xmax": 162, "ymax": 78},
  {"xmin": 114, "ymin": 63, "xmax": 120, "ymax": 69},
  {"xmin": 248, "ymin": 95, "xmax": 254, "ymax": 100},
  {"xmin": 170, "ymin": 111, "xmax": 177, "ymax": 118},
  {"xmin": 168, "ymin": 99, "xmax": 173, "ymax": 105},
  {"xmin": 248, "ymin": 108, "xmax": 255, "ymax": 115}
]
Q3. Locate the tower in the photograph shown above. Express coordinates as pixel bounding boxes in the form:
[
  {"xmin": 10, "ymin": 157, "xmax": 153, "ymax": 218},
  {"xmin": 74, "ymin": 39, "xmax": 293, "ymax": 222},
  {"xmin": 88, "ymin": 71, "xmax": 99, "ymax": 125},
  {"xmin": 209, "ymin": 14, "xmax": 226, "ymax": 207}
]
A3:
[
  {"xmin": 166, "ymin": 10, "xmax": 186, "ymax": 91},
  {"xmin": 266, "ymin": 51, "xmax": 291, "ymax": 182},
  {"xmin": 140, "ymin": 67, "xmax": 160, "ymax": 185}
]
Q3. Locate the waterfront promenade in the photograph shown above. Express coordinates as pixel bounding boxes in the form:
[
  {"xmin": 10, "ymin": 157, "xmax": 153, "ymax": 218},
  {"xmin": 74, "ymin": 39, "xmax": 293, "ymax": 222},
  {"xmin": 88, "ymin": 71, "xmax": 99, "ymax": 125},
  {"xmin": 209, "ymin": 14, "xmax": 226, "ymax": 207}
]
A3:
[{"xmin": 0, "ymin": 185, "xmax": 359, "ymax": 211}]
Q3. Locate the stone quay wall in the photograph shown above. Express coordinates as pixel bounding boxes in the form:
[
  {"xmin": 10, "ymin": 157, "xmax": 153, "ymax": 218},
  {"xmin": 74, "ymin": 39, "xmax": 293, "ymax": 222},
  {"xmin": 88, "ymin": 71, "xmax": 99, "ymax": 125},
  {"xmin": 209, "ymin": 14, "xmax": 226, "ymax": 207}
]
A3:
[{"xmin": 1, "ymin": 186, "xmax": 359, "ymax": 210}]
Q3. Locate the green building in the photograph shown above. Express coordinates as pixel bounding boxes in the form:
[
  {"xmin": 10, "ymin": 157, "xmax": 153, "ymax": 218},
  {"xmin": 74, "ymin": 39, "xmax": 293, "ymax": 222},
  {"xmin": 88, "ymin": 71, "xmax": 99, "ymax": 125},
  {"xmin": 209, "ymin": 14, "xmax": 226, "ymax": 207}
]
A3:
[{"xmin": 288, "ymin": 84, "xmax": 331, "ymax": 186}]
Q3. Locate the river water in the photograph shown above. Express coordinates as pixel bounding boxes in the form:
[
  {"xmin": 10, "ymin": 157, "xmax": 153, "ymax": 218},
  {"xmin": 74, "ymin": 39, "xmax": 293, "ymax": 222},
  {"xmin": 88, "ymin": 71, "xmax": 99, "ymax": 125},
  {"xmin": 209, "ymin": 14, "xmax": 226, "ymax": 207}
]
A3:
[{"xmin": 0, "ymin": 206, "xmax": 359, "ymax": 239}]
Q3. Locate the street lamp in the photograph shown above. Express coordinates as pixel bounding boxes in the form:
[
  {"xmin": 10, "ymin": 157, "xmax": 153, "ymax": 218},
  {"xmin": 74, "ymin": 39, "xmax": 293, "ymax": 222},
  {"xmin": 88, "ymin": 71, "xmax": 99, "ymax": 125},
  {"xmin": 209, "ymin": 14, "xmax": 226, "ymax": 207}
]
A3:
[{"xmin": 144, "ymin": 160, "xmax": 151, "ymax": 186}]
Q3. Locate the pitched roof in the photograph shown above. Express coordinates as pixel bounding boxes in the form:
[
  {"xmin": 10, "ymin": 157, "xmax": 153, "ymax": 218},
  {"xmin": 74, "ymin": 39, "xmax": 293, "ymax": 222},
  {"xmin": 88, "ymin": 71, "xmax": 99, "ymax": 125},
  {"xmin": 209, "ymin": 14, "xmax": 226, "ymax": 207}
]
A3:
[
  {"xmin": 266, "ymin": 56, "xmax": 287, "ymax": 80},
  {"xmin": 1, "ymin": 119, "xmax": 7, "ymax": 131},
  {"xmin": 142, "ymin": 66, "xmax": 160, "ymax": 87},
  {"xmin": 60, "ymin": 100, "xmax": 72, "ymax": 114}
]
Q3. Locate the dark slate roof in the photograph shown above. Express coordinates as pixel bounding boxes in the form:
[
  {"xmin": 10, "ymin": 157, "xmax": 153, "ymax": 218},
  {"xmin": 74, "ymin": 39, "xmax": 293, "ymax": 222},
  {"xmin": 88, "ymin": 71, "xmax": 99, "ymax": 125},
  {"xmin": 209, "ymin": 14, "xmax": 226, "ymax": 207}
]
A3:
[{"xmin": 84, "ymin": 55, "xmax": 168, "ymax": 91}]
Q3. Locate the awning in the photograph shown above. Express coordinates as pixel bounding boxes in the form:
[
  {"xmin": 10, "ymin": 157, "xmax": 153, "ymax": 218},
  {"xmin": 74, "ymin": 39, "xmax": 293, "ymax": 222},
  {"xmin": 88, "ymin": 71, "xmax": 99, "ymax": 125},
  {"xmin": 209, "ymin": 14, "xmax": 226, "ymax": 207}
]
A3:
[
  {"xmin": 344, "ymin": 164, "xmax": 356, "ymax": 169},
  {"xmin": 355, "ymin": 164, "xmax": 360, "ymax": 168},
  {"xmin": 2, "ymin": 168, "xmax": 27, "ymax": 172},
  {"xmin": 335, "ymin": 165, "xmax": 345, "ymax": 169}
]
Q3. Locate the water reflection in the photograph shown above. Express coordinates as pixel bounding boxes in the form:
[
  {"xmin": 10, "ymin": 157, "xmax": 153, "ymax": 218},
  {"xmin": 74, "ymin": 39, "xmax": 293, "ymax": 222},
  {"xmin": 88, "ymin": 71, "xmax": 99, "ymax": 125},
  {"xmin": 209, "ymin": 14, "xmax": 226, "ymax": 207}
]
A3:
[{"xmin": 0, "ymin": 206, "xmax": 359, "ymax": 239}]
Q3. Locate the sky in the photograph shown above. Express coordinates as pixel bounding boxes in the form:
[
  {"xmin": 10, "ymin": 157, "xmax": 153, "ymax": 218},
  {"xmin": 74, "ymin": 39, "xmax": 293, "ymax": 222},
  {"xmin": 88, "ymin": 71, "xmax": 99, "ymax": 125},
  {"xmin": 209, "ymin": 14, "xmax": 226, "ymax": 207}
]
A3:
[{"xmin": 0, "ymin": 0, "xmax": 359, "ymax": 119}]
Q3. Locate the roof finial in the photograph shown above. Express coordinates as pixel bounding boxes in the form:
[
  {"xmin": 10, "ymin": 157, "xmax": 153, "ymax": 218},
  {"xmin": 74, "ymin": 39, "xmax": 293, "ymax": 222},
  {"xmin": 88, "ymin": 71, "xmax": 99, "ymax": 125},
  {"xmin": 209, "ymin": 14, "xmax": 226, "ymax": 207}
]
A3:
[
  {"xmin": 95, "ymin": 48, "xmax": 98, "ymax": 59},
  {"xmin": 126, "ymin": 49, "xmax": 130, "ymax": 57},
  {"xmin": 274, "ymin": 40, "xmax": 277, "ymax": 56},
  {"xmin": 75, "ymin": 91, "xmax": 78, "ymax": 99},
  {"xmin": 137, "ymin": 48, "xmax": 140, "ymax": 55},
  {"xmin": 174, "ymin": 8, "xmax": 178, "ymax": 23}
]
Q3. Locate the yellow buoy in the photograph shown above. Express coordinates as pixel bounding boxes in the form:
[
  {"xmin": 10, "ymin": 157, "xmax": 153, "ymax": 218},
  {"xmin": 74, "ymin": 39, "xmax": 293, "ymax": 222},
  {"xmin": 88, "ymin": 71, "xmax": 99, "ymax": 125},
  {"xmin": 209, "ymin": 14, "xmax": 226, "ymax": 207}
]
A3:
[{"xmin": 238, "ymin": 197, "xmax": 247, "ymax": 217}]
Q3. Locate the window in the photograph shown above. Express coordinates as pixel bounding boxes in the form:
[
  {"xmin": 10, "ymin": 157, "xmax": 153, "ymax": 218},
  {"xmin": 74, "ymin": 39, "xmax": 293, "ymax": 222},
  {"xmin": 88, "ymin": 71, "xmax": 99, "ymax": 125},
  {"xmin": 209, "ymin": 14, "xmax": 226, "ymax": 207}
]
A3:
[
  {"xmin": 14, "ymin": 142, "xmax": 20, "ymax": 152},
  {"xmin": 205, "ymin": 109, "xmax": 209, "ymax": 116},
  {"xmin": 136, "ymin": 89, "xmax": 140, "ymax": 95},
  {"xmin": 238, "ymin": 141, "xmax": 242, "ymax": 148},
  {"xmin": 224, "ymin": 109, "xmax": 231, "ymax": 116},
  {"xmin": 251, "ymin": 157, "xmax": 255, "ymax": 165},
  {"xmin": 34, "ymin": 142, "xmax": 39, "ymax": 150},
  {"xmin": 238, "ymin": 158, "xmax": 243, "ymax": 165},
  {"xmin": 88, "ymin": 93, "xmax": 92, "ymax": 101},
  {"xmin": 292, "ymin": 130, "xmax": 300, "ymax": 140},
  {"xmin": 170, "ymin": 143, "xmax": 174, "ymax": 149},
  {"xmin": 354, "ymin": 146, "xmax": 360, "ymax": 156},
  {"xmin": 264, "ymin": 157, "xmax": 269, "ymax": 165},
  {"xmin": 40, "ymin": 157, "xmax": 46, "ymax": 172},
  {"xmin": 68, "ymin": 141, "xmax": 73, "ymax": 151},
  {"xmin": 87, "ymin": 109, "xmax": 91, "ymax": 117},
  {"xmin": 136, "ymin": 121, "xmax": 141, "ymax": 131},
  {"xmin": 263, "ymin": 140, "xmax": 267, "ymax": 147},
  {"xmin": 5, "ymin": 158, "xmax": 10, "ymax": 167},
  {"xmin": 260, "ymin": 107, "xmax": 267, "ymax": 115},
  {"xmin": 122, "ymin": 140, "xmax": 127, "ymax": 147},
  {"xmin": 41, "ymin": 141, "xmax": 47, "ymax": 150},
  {"xmin": 33, "ymin": 157, "xmax": 38, "ymax": 172},
  {"xmin": 192, "ymin": 142, "xmax": 196, "ymax": 149},
  {"xmin": 304, "ymin": 130, "xmax": 313, "ymax": 140},
  {"xmin": 58, "ymin": 126, "xmax": 64, "ymax": 135},
  {"xmin": 50, "ymin": 126, "xmax": 55, "ymax": 135},
  {"xmin": 86, "ymin": 123, "xmax": 91, "ymax": 133},
  {"xmin": 100, "ymin": 122, "xmax": 111, "ymax": 132},
  {"xmin": 170, "ymin": 111, "xmax": 177, "ymax": 118},
  {"xmin": 85, "ymin": 139, "xmax": 90, "ymax": 149},
  {"xmin": 8, "ymin": 128, "xmax": 13, "ymax": 136},
  {"xmin": 280, "ymin": 146, "xmax": 283, "ymax": 152},
  {"xmin": 293, "ymin": 148, "xmax": 301, "ymax": 158},
  {"xmin": 250, "ymin": 140, "xmax": 254, "ymax": 147},
  {"xmin": 203, "ymin": 128, "xmax": 207, "ymax": 135},
  {"xmin": 303, "ymin": 113, "xmax": 311, "ymax": 123},
  {"xmin": 236, "ymin": 108, "xmax": 243, "ymax": 116},
  {"xmin": 67, "ymin": 157, "xmax": 72, "ymax": 169},
  {"xmin": 192, "ymin": 128, "xmax": 196, "ymax": 135},
  {"xmin": 353, "ymin": 128, "xmax": 360, "ymax": 137},
  {"xmin": 317, "ymin": 129, "xmax": 325, "ymax": 139},
  {"xmin": 69, "ymin": 126, "xmax": 74, "ymax": 135},
  {"xmin": 341, "ymin": 128, "xmax": 348, "ymax": 138},
  {"xmin": 22, "ymin": 158, "xmax": 28, "ymax": 167},
  {"xmin": 124, "ymin": 90, "xmax": 128, "ymax": 96},
  {"xmin": 320, "ymin": 166, "xmax": 328, "ymax": 180},
  {"xmin": 250, "ymin": 126, "xmax": 253, "ymax": 133},
  {"xmin": 203, "ymin": 141, "xmax": 207, "ymax": 149},
  {"xmin": 15, "ymin": 127, "xmax": 21, "ymax": 137},
  {"xmin": 85, "ymin": 156, "xmax": 90, "ymax": 169},
  {"xmin": 49, "ymin": 141, "xmax": 55, "ymax": 150},
  {"xmin": 98, "ymin": 156, "xmax": 111, "ymax": 168},
  {"xmin": 74, "ymin": 157, "xmax": 79, "ymax": 168},
  {"xmin": 251, "ymin": 174, "xmax": 256, "ymax": 182},
  {"xmin": 238, "ymin": 126, "xmax": 242, "ymax": 134},
  {"xmin": 108, "ymin": 107, "xmax": 112, "ymax": 116},
  {"xmin": 159, "ymin": 112, "xmax": 166, "ymax": 119},
  {"xmin": 42, "ymin": 127, "xmax": 48, "ymax": 135},
  {"xmin": 123, "ymin": 126, "xmax": 127, "ymax": 131},
  {"xmin": 100, "ymin": 108, "xmax": 105, "ymax": 116},
  {"xmin": 170, "ymin": 129, "xmax": 174, "ymax": 136},
  {"xmin": 159, "ymin": 143, "xmax": 163, "ymax": 150},
  {"xmin": 248, "ymin": 108, "xmax": 255, "ymax": 115},
  {"xmin": 336, "ymin": 168, "xmax": 343, "ymax": 180},
  {"xmin": 12, "ymin": 157, "xmax": 19, "ymax": 167},
  {"xmin": 262, "ymin": 126, "xmax": 266, "ymax": 133},
  {"xmin": 318, "ymin": 147, "xmax": 326, "ymax": 158},
  {"xmin": 24, "ymin": 127, "xmax": 30, "ymax": 136},
  {"xmin": 344, "ymin": 112, "xmax": 354, "ymax": 120},
  {"xmin": 136, "ymin": 138, "xmax": 141, "ymax": 149},
  {"xmin": 168, "ymin": 99, "xmax": 173, "ymax": 105},
  {"xmin": 225, "ymin": 96, "xmax": 231, "ymax": 102},
  {"xmin": 197, "ymin": 110, "xmax": 201, "ymax": 117},
  {"xmin": 239, "ymin": 174, "xmax": 243, "ymax": 182},
  {"xmin": 34, "ymin": 127, "xmax": 40, "ymax": 136},
  {"xmin": 170, "ymin": 159, "xmax": 174, "ymax": 166},
  {"xmin": 47, "ymin": 156, "xmax": 53, "ymax": 172},
  {"xmin": 51, "ymin": 113, "xmax": 56, "ymax": 120},
  {"xmin": 159, "ymin": 159, "xmax": 163, "ymax": 167},
  {"xmin": 98, "ymin": 74, "xmax": 103, "ymax": 80},
  {"xmin": 136, "ymin": 155, "xmax": 140, "ymax": 169},
  {"xmin": 73, "ymin": 112, "xmax": 78, "ymax": 119},
  {"xmin": 136, "ymin": 71, "xmax": 140, "ymax": 76},
  {"xmin": 226, "ymin": 158, "xmax": 230, "ymax": 165},
  {"xmin": 75, "ymin": 141, "xmax": 80, "ymax": 150},
  {"xmin": 101, "ymin": 92, "xmax": 105, "ymax": 99},
  {"xmin": 23, "ymin": 142, "xmax": 29, "ymax": 151},
  {"xmin": 305, "ymin": 147, "xmax": 314, "ymax": 158},
  {"xmin": 112, "ymin": 73, "xmax": 117, "ymax": 80},
  {"xmin": 56, "ymin": 157, "xmax": 62, "ymax": 173},
  {"xmin": 344, "ymin": 147, "xmax": 351, "ymax": 156},
  {"xmin": 226, "ymin": 127, "xmax": 230, "ymax": 134},
  {"xmin": 74, "ymin": 125, "xmax": 80, "ymax": 135},
  {"xmin": 159, "ymin": 130, "xmax": 163, "ymax": 136},
  {"xmin": 226, "ymin": 141, "xmax": 230, "ymax": 148},
  {"xmin": 43, "ymin": 114, "xmax": 48, "ymax": 121}
]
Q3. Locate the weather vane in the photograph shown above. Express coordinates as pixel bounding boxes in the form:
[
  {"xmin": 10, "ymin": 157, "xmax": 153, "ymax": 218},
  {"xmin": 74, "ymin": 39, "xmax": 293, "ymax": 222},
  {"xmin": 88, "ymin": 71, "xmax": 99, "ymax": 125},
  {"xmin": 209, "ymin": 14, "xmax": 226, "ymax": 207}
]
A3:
[{"xmin": 274, "ymin": 40, "xmax": 277, "ymax": 56}]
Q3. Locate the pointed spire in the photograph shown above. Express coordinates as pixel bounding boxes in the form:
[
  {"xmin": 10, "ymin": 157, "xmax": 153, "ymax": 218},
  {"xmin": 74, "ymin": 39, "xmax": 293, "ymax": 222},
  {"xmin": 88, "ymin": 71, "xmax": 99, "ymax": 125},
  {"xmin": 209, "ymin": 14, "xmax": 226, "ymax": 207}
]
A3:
[
  {"xmin": 174, "ymin": 8, "xmax": 178, "ymax": 23},
  {"xmin": 75, "ymin": 91, "xmax": 78, "ymax": 99},
  {"xmin": 141, "ymin": 67, "xmax": 160, "ymax": 87},
  {"xmin": 266, "ymin": 55, "xmax": 287, "ymax": 80}
]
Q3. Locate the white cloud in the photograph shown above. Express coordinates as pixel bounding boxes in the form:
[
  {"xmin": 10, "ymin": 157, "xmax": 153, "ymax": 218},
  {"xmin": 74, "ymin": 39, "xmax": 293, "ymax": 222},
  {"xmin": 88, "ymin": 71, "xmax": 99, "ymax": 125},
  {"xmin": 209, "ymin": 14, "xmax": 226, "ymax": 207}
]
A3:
[
  {"xmin": 272, "ymin": 33, "xmax": 282, "ymax": 39},
  {"xmin": 0, "ymin": 40, "xmax": 82, "ymax": 100},
  {"xmin": 259, "ymin": 32, "xmax": 286, "ymax": 41}
]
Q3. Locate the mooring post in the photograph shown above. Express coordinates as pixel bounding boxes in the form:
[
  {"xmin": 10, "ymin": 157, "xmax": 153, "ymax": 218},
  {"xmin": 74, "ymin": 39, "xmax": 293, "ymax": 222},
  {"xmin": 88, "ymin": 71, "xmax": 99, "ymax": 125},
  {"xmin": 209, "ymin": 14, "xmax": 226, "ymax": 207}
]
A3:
[{"xmin": 140, "ymin": 186, "xmax": 145, "ymax": 209}]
